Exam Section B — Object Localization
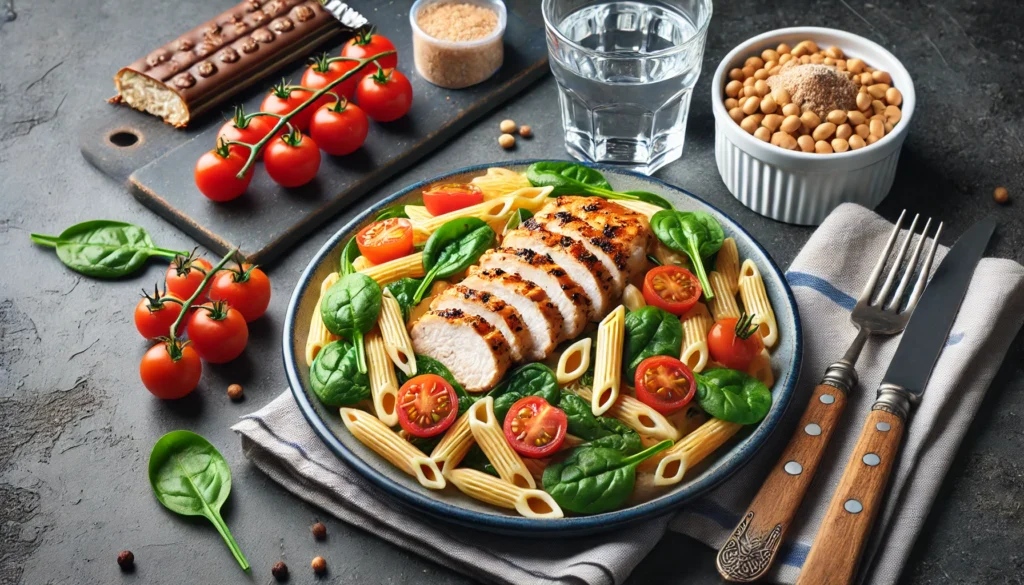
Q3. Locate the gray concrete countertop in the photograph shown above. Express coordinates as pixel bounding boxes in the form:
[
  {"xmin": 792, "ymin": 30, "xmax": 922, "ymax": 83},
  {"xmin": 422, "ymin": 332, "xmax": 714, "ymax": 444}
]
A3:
[{"xmin": 2, "ymin": 0, "xmax": 1022, "ymax": 583}]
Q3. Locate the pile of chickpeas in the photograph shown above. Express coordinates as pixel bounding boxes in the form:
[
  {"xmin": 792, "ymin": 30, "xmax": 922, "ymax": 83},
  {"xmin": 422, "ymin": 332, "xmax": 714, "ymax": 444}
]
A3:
[{"xmin": 723, "ymin": 40, "xmax": 904, "ymax": 154}]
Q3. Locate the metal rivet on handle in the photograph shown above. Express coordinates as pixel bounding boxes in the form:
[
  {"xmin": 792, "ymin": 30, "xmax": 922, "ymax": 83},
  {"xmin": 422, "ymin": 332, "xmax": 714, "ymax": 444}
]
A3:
[
  {"xmin": 844, "ymin": 499, "xmax": 864, "ymax": 514},
  {"xmin": 820, "ymin": 393, "xmax": 835, "ymax": 405},
  {"xmin": 784, "ymin": 461, "xmax": 803, "ymax": 475},
  {"xmin": 876, "ymin": 422, "xmax": 891, "ymax": 432},
  {"xmin": 805, "ymin": 423, "xmax": 822, "ymax": 436},
  {"xmin": 863, "ymin": 453, "xmax": 881, "ymax": 466}
]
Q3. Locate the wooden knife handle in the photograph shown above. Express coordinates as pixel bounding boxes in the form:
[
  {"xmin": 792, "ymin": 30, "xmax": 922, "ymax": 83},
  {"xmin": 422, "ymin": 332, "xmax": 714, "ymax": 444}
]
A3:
[
  {"xmin": 717, "ymin": 383, "xmax": 849, "ymax": 582},
  {"xmin": 795, "ymin": 406, "xmax": 906, "ymax": 585}
]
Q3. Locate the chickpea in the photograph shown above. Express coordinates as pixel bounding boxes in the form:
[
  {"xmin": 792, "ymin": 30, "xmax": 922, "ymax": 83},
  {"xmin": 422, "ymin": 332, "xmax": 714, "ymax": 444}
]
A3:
[
  {"xmin": 792, "ymin": 44, "xmax": 809, "ymax": 57},
  {"xmin": 812, "ymin": 122, "xmax": 837, "ymax": 141},
  {"xmin": 826, "ymin": 110, "xmax": 847, "ymax": 125},
  {"xmin": 742, "ymin": 65, "xmax": 756, "ymax": 78},
  {"xmin": 745, "ymin": 56, "xmax": 765, "ymax": 70},
  {"xmin": 499, "ymin": 119, "xmax": 517, "ymax": 133},
  {"xmin": 761, "ymin": 113, "xmax": 783, "ymax": 132},
  {"xmin": 729, "ymin": 68, "xmax": 745, "ymax": 81},
  {"xmin": 743, "ymin": 76, "xmax": 756, "ymax": 86},
  {"xmin": 872, "ymin": 70, "xmax": 892, "ymax": 84},
  {"xmin": 742, "ymin": 96, "xmax": 760, "ymax": 115},
  {"xmin": 760, "ymin": 95, "xmax": 777, "ymax": 114},
  {"xmin": 498, "ymin": 133, "xmax": 515, "ymax": 148},
  {"xmin": 780, "ymin": 114, "xmax": 802, "ymax": 134},
  {"xmin": 772, "ymin": 88, "xmax": 791, "ymax": 106},
  {"xmin": 802, "ymin": 40, "xmax": 820, "ymax": 53},
  {"xmin": 725, "ymin": 80, "xmax": 742, "ymax": 98},
  {"xmin": 869, "ymin": 113, "xmax": 885, "ymax": 123},
  {"xmin": 729, "ymin": 107, "xmax": 745, "ymax": 123},
  {"xmin": 810, "ymin": 54, "xmax": 825, "ymax": 64},
  {"xmin": 884, "ymin": 105, "xmax": 902, "ymax": 124},
  {"xmin": 994, "ymin": 186, "xmax": 1009, "ymax": 204},
  {"xmin": 831, "ymin": 138, "xmax": 850, "ymax": 153},
  {"xmin": 884, "ymin": 120, "xmax": 894, "ymax": 133},
  {"xmin": 871, "ymin": 100, "xmax": 886, "ymax": 115},
  {"xmin": 825, "ymin": 46, "xmax": 844, "ymax": 59},
  {"xmin": 855, "ymin": 123, "xmax": 870, "ymax": 138},
  {"xmin": 867, "ymin": 83, "xmax": 889, "ymax": 99},
  {"xmin": 836, "ymin": 123, "xmax": 853, "ymax": 140},
  {"xmin": 754, "ymin": 68, "xmax": 770, "ymax": 81},
  {"xmin": 779, "ymin": 53, "xmax": 793, "ymax": 65},
  {"xmin": 754, "ymin": 79, "xmax": 770, "ymax": 96},
  {"xmin": 814, "ymin": 140, "xmax": 834, "ymax": 154},
  {"xmin": 856, "ymin": 92, "xmax": 872, "ymax": 111},
  {"xmin": 885, "ymin": 87, "xmax": 903, "ymax": 106},
  {"xmin": 776, "ymin": 42, "xmax": 792, "ymax": 54},
  {"xmin": 762, "ymin": 49, "xmax": 780, "ymax": 63},
  {"xmin": 848, "ymin": 134, "xmax": 866, "ymax": 150},
  {"xmin": 800, "ymin": 110, "xmax": 821, "ymax": 130},
  {"xmin": 754, "ymin": 126, "xmax": 771, "ymax": 142},
  {"xmin": 847, "ymin": 110, "xmax": 867, "ymax": 126},
  {"xmin": 775, "ymin": 132, "xmax": 798, "ymax": 150},
  {"xmin": 740, "ymin": 115, "xmax": 761, "ymax": 134},
  {"xmin": 860, "ymin": 72, "xmax": 873, "ymax": 86},
  {"xmin": 519, "ymin": 125, "xmax": 533, "ymax": 138},
  {"xmin": 869, "ymin": 119, "xmax": 885, "ymax": 138},
  {"xmin": 799, "ymin": 55, "xmax": 811, "ymax": 64},
  {"xmin": 866, "ymin": 134, "xmax": 881, "ymax": 145},
  {"xmin": 835, "ymin": 59, "xmax": 847, "ymax": 71},
  {"xmin": 724, "ymin": 98, "xmax": 739, "ymax": 110},
  {"xmin": 764, "ymin": 60, "xmax": 778, "ymax": 71},
  {"xmin": 847, "ymin": 58, "xmax": 865, "ymax": 74},
  {"xmin": 797, "ymin": 134, "xmax": 815, "ymax": 152},
  {"xmin": 769, "ymin": 65, "xmax": 782, "ymax": 75},
  {"xmin": 744, "ymin": 86, "xmax": 759, "ymax": 98},
  {"xmin": 823, "ymin": 56, "xmax": 836, "ymax": 66},
  {"xmin": 782, "ymin": 103, "xmax": 801, "ymax": 117}
]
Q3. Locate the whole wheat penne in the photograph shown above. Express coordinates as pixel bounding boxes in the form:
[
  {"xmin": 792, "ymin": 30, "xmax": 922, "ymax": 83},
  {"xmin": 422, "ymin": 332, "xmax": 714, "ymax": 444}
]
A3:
[
  {"xmin": 430, "ymin": 411, "xmax": 473, "ymax": 473},
  {"xmin": 707, "ymin": 271, "xmax": 741, "ymax": 321},
  {"xmin": 467, "ymin": 397, "xmax": 535, "ymax": 489},
  {"xmin": 445, "ymin": 468, "xmax": 563, "ymax": 519},
  {"xmin": 365, "ymin": 328, "xmax": 399, "ymax": 426},
  {"xmin": 738, "ymin": 259, "xmax": 779, "ymax": 348},
  {"xmin": 339, "ymin": 408, "xmax": 445, "ymax": 490},
  {"xmin": 715, "ymin": 237, "xmax": 741, "ymax": 295},
  {"xmin": 592, "ymin": 305, "xmax": 626, "ymax": 416},
  {"xmin": 305, "ymin": 272, "xmax": 340, "ymax": 366},
  {"xmin": 359, "ymin": 252, "xmax": 425, "ymax": 286},
  {"xmin": 575, "ymin": 386, "xmax": 680, "ymax": 442},
  {"xmin": 379, "ymin": 290, "xmax": 416, "ymax": 377},
  {"xmin": 653, "ymin": 418, "xmax": 743, "ymax": 486},
  {"xmin": 680, "ymin": 302, "xmax": 713, "ymax": 373}
]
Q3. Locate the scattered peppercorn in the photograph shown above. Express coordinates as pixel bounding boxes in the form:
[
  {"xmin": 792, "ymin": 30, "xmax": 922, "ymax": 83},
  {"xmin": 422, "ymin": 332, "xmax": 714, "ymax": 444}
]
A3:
[
  {"xmin": 994, "ymin": 186, "xmax": 1009, "ymax": 204},
  {"xmin": 312, "ymin": 521, "xmax": 327, "ymax": 540},
  {"xmin": 227, "ymin": 383, "xmax": 244, "ymax": 401},
  {"xmin": 117, "ymin": 550, "xmax": 135, "ymax": 572},
  {"xmin": 518, "ymin": 125, "xmax": 532, "ymax": 138},
  {"xmin": 498, "ymin": 133, "xmax": 515, "ymax": 149},
  {"xmin": 272, "ymin": 561, "xmax": 289, "ymax": 581},
  {"xmin": 499, "ymin": 119, "xmax": 516, "ymax": 133},
  {"xmin": 311, "ymin": 556, "xmax": 327, "ymax": 576}
]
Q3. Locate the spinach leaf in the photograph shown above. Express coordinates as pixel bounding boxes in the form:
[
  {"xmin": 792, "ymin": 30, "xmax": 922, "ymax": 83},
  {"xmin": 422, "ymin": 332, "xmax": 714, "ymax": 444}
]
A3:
[
  {"xmin": 398, "ymin": 355, "xmax": 470, "ymax": 398},
  {"xmin": 375, "ymin": 205, "xmax": 409, "ymax": 221},
  {"xmin": 339, "ymin": 236, "xmax": 360, "ymax": 276},
  {"xmin": 525, "ymin": 162, "xmax": 673, "ymax": 209},
  {"xmin": 623, "ymin": 306, "xmax": 684, "ymax": 380},
  {"xmin": 542, "ymin": 440, "xmax": 672, "ymax": 514},
  {"xmin": 461, "ymin": 445, "xmax": 499, "ymax": 477},
  {"xmin": 413, "ymin": 217, "xmax": 495, "ymax": 303},
  {"xmin": 385, "ymin": 277, "xmax": 423, "ymax": 321},
  {"xmin": 148, "ymin": 431, "xmax": 249, "ymax": 570},
  {"xmin": 502, "ymin": 208, "xmax": 533, "ymax": 235},
  {"xmin": 309, "ymin": 339, "xmax": 371, "ymax": 406},
  {"xmin": 696, "ymin": 368, "xmax": 772, "ymax": 425},
  {"xmin": 621, "ymin": 190, "xmax": 674, "ymax": 210},
  {"xmin": 559, "ymin": 393, "xmax": 642, "ymax": 455},
  {"xmin": 487, "ymin": 363, "xmax": 560, "ymax": 422},
  {"xmin": 650, "ymin": 210, "xmax": 725, "ymax": 299},
  {"xmin": 31, "ymin": 221, "xmax": 187, "ymax": 278},
  {"xmin": 320, "ymin": 272, "xmax": 383, "ymax": 373}
]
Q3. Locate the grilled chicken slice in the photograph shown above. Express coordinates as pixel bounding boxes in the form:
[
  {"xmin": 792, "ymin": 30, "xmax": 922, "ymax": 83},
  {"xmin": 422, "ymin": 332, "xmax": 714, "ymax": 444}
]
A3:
[
  {"xmin": 462, "ymin": 268, "xmax": 563, "ymax": 360},
  {"xmin": 533, "ymin": 196, "xmax": 653, "ymax": 285},
  {"xmin": 430, "ymin": 284, "xmax": 533, "ymax": 363},
  {"xmin": 502, "ymin": 225, "xmax": 617, "ymax": 320},
  {"xmin": 411, "ymin": 309, "xmax": 511, "ymax": 392},
  {"xmin": 477, "ymin": 247, "xmax": 591, "ymax": 340}
]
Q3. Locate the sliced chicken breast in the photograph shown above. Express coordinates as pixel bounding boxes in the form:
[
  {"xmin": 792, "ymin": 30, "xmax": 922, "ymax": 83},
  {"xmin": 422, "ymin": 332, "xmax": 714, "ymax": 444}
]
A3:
[
  {"xmin": 476, "ymin": 247, "xmax": 591, "ymax": 340},
  {"xmin": 411, "ymin": 309, "xmax": 511, "ymax": 392},
  {"xmin": 430, "ymin": 284, "xmax": 533, "ymax": 363},
  {"xmin": 462, "ymin": 268, "xmax": 563, "ymax": 360},
  {"xmin": 502, "ymin": 225, "xmax": 616, "ymax": 320}
]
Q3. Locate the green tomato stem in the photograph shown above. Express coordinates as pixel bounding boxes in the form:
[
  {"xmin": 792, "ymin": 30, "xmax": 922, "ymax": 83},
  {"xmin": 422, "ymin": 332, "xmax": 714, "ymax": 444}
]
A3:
[
  {"xmin": 687, "ymin": 238, "xmax": 714, "ymax": 300},
  {"xmin": 168, "ymin": 248, "xmax": 239, "ymax": 340},
  {"xmin": 621, "ymin": 439, "xmax": 673, "ymax": 466},
  {"xmin": 208, "ymin": 509, "xmax": 250, "ymax": 571},
  {"xmin": 412, "ymin": 265, "xmax": 440, "ymax": 305}
]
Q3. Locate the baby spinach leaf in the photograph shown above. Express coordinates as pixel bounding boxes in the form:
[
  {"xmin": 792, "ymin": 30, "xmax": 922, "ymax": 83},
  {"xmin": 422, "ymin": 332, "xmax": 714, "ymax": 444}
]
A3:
[
  {"xmin": 339, "ymin": 236, "xmax": 360, "ymax": 276},
  {"xmin": 320, "ymin": 273, "xmax": 382, "ymax": 373},
  {"xmin": 696, "ymin": 368, "xmax": 772, "ymax": 425},
  {"xmin": 461, "ymin": 445, "xmax": 499, "ymax": 477},
  {"xmin": 375, "ymin": 205, "xmax": 410, "ymax": 221},
  {"xmin": 310, "ymin": 340, "xmax": 371, "ymax": 406},
  {"xmin": 503, "ymin": 208, "xmax": 534, "ymax": 234},
  {"xmin": 31, "ymin": 220, "xmax": 187, "ymax": 278},
  {"xmin": 623, "ymin": 306, "xmax": 684, "ymax": 380},
  {"xmin": 559, "ymin": 393, "xmax": 642, "ymax": 455},
  {"xmin": 542, "ymin": 440, "xmax": 672, "ymax": 514},
  {"xmin": 621, "ymin": 190, "xmax": 674, "ymax": 210},
  {"xmin": 487, "ymin": 363, "xmax": 560, "ymax": 422},
  {"xmin": 385, "ymin": 277, "xmax": 423, "ymax": 321},
  {"xmin": 413, "ymin": 217, "xmax": 495, "ymax": 304},
  {"xmin": 525, "ymin": 162, "xmax": 673, "ymax": 209},
  {"xmin": 650, "ymin": 210, "xmax": 725, "ymax": 299},
  {"xmin": 148, "ymin": 431, "xmax": 249, "ymax": 570}
]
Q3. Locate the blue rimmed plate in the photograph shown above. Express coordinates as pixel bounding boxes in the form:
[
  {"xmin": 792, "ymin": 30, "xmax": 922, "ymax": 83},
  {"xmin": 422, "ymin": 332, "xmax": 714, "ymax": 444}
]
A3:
[{"xmin": 283, "ymin": 161, "xmax": 802, "ymax": 536}]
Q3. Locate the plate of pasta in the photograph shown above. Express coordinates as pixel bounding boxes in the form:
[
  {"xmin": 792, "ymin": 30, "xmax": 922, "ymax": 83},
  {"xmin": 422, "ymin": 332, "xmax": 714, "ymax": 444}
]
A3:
[{"xmin": 283, "ymin": 161, "xmax": 802, "ymax": 535}]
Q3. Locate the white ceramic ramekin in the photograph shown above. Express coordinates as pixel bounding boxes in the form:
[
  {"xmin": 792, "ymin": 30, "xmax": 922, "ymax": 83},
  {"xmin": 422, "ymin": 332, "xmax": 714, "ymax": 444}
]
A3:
[{"xmin": 712, "ymin": 27, "xmax": 915, "ymax": 225}]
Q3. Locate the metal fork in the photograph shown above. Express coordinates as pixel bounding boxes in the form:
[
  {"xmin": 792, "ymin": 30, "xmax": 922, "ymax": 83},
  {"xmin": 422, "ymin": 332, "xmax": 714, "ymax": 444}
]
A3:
[{"xmin": 716, "ymin": 210, "xmax": 942, "ymax": 583}]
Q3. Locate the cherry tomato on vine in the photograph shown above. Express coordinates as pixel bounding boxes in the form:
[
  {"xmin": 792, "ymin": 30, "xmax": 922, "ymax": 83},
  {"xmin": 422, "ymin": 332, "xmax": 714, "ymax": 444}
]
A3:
[
  {"xmin": 261, "ymin": 82, "xmax": 316, "ymax": 131},
  {"xmin": 707, "ymin": 312, "xmax": 764, "ymax": 371},
  {"xmin": 186, "ymin": 301, "xmax": 249, "ymax": 364},
  {"xmin": 302, "ymin": 53, "xmax": 360, "ymax": 101},
  {"xmin": 397, "ymin": 374, "xmax": 457, "ymax": 438},
  {"xmin": 134, "ymin": 286, "xmax": 186, "ymax": 339},
  {"xmin": 194, "ymin": 142, "xmax": 253, "ymax": 202},
  {"xmin": 422, "ymin": 183, "xmax": 484, "ymax": 216},
  {"xmin": 642, "ymin": 265, "xmax": 702, "ymax": 316},
  {"xmin": 309, "ymin": 98, "xmax": 369, "ymax": 156},
  {"xmin": 209, "ymin": 263, "xmax": 272, "ymax": 322},
  {"xmin": 166, "ymin": 254, "xmax": 214, "ymax": 303},
  {"xmin": 341, "ymin": 30, "xmax": 398, "ymax": 74},
  {"xmin": 634, "ymin": 356, "xmax": 696, "ymax": 415},
  {"xmin": 502, "ymin": 396, "xmax": 567, "ymax": 458},
  {"xmin": 356, "ymin": 67, "xmax": 413, "ymax": 122},
  {"xmin": 216, "ymin": 107, "xmax": 280, "ymax": 160},
  {"xmin": 356, "ymin": 218, "xmax": 413, "ymax": 265},
  {"xmin": 264, "ymin": 129, "xmax": 322, "ymax": 188},
  {"xmin": 140, "ymin": 340, "xmax": 202, "ymax": 400}
]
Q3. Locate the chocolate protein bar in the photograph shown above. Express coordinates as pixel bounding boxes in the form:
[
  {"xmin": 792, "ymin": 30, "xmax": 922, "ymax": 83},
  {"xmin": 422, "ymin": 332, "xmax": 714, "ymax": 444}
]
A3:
[{"xmin": 111, "ymin": 0, "xmax": 365, "ymax": 127}]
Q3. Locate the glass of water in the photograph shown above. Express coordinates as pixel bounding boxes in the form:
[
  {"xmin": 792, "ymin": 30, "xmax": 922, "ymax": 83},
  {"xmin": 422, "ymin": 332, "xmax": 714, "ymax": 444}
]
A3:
[{"xmin": 542, "ymin": 0, "xmax": 713, "ymax": 175}]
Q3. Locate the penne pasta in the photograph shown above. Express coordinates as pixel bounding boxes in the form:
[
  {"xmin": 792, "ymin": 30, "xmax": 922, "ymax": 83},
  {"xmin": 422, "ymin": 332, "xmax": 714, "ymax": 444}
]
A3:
[
  {"xmin": 716, "ymin": 237, "xmax": 740, "ymax": 295},
  {"xmin": 430, "ymin": 411, "xmax": 473, "ymax": 472},
  {"xmin": 403, "ymin": 205, "xmax": 434, "ymax": 222},
  {"xmin": 507, "ymin": 186, "xmax": 554, "ymax": 213},
  {"xmin": 591, "ymin": 305, "xmax": 626, "ymax": 416},
  {"xmin": 555, "ymin": 338, "xmax": 592, "ymax": 385},
  {"xmin": 339, "ymin": 408, "xmax": 446, "ymax": 490},
  {"xmin": 305, "ymin": 272, "xmax": 340, "ymax": 366},
  {"xmin": 445, "ymin": 468, "xmax": 563, "ymax": 519},
  {"xmin": 574, "ymin": 386, "xmax": 680, "ymax": 442},
  {"xmin": 680, "ymin": 302, "xmax": 713, "ymax": 373},
  {"xmin": 351, "ymin": 255, "xmax": 375, "ymax": 272},
  {"xmin": 379, "ymin": 290, "xmax": 417, "ymax": 376},
  {"xmin": 622, "ymin": 283, "xmax": 646, "ymax": 312},
  {"xmin": 738, "ymin": 259, "xmax": 779, "ymax": 348},
  {"xmin": 467, "ymin": 397, "xmax": 535, "ymax": 489},
  {"xmin": 615, "ymin": 199, "xmax": 664, "ymax": 219},
  {"xmin": 652, "ymin": 418, "xmax": 743, "ymax": 486},
  {"xmin": 359, "ymin": 252, "xmax": 425, "ymax": 286},
  {"xmin": 707, "ymin": 271, "xmax": 741, "ymax": 321},
  {"xmin": 412, "ymin": 198, "xmax": 516, "ymax": 244},
  {"xmin": 748, "ymin": 348, "xmax": 775, "ymax": 387},
  {"xmin": 365, "ymin": 328, "xmax": 399, "ymax": 426},
  {"xmin": 469, "ymin": 167, "xmax": 533, "ymax": 199}
]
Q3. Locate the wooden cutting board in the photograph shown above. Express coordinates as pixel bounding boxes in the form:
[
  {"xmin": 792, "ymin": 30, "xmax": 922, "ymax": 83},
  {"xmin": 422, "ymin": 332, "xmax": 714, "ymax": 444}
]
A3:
[{"xmin": 80, "ymin": 3, "xmax": 548, "ymax": 264}]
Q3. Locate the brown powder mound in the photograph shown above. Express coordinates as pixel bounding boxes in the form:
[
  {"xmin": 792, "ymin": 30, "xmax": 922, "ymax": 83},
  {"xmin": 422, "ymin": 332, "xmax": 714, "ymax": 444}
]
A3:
[
  {"xmin": 417, "ymin": 2, "xmax": 498, "ymax": 42},
  {"xmin": 768, "ymin": 63, "xmax": 857, "ymax": 118}
]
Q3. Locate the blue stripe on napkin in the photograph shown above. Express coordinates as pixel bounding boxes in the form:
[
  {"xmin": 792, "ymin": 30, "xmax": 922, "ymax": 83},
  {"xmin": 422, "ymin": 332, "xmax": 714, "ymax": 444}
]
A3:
[{"xmin": 785, "ymin": 271, "xmax": 856, "ymax": 310}]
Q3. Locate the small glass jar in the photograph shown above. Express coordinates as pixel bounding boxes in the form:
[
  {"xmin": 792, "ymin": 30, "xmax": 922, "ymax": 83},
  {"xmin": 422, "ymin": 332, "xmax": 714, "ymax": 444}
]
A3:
[{"xmin": 410, "ymin": 0, "xmax": 507, "ymax": 89}]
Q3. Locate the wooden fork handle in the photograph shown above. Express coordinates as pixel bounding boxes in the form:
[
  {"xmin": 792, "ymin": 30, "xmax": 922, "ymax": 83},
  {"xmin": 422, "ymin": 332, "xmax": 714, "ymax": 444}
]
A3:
[
  {"xmin": 716, "ymin": 381, "xmax": 850, "ymax": 582},
  {"xmin": 795, "ymin": 405, "xmax": 906, "ymax": 585}
]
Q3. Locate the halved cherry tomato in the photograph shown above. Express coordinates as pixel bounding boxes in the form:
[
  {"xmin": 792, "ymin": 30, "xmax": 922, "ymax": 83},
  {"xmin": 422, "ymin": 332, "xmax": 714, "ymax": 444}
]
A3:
[
  {"xmin": 502, "ymin": 396, "xmax": 567, "ymax": 458},
  {"xmin": 634, "ymin": 356, "xmax": 696, "ymax": 415},
  {"xmin": 397, "ymin": 374, "xmax": 457, "ymax": 438},
  {"xmin": 140, "ymin": 340, "xmax": 202, "ymax": 400},
  {"xmin": 421, "ymin": 183, "xmax": 483, "ymax": 216},
  {"xmin": 341, "ymin": 30, "xmax": 398, "ymax": 74},
  {"xmin": 166, "ymin": 254, "xmax": 214, "ymax": 303},
  {"xmin": 642, "ymin": 265, "xmax": 702, "ymax": 316},
  {"xmin": 356, "ymin": 218, "xmax": 414, "ymax": 265},
  {"xmin": 708, "ymin": 312, "xmax": 764, "ymax": 371}
]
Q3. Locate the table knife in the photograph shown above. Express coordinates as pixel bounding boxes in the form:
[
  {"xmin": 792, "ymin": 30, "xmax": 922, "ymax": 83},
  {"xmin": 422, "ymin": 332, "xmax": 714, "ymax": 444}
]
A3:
[{"xmin": 796, "ymin": 217, "xmax": 996, "ymax": 585}]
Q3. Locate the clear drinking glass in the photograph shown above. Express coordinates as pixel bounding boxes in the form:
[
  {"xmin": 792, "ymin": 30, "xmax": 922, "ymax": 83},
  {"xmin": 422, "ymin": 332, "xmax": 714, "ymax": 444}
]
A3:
[{"xmin": 542, "ymin": 0, "xmax": 713, "ymax": 175}]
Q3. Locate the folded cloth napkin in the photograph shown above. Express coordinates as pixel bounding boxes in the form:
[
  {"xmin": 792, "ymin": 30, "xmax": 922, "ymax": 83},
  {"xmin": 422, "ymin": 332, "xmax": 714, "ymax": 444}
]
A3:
[{"xmin": 234, "ymin": 203, "xmax": 1024, "ymax": 585}]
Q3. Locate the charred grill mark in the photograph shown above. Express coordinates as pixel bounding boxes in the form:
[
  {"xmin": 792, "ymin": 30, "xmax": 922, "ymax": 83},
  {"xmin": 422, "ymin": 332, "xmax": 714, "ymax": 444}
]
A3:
[
  {"xmin": 550, "ymin": 268, "xmax": 566, "ymax": 278},
  {"xmin": 436, "ymin": 308, "xmax": 464, "ymax": 319},
  {"xmin": 523, "ymin": 218, "xmax": 541, "ymax": 231},
  {"xmin": 480, "ymin": 291, "xmax": 491, "ymax": 302},
  {"xmin": 512, "ymin": 248, "xmax": 537, "ymax": 263},
  {"xmin": 582, "ymin": 202, "xmax": 601, "ymax": 212},
  {"xmin": 559, "ymin": 235, "xmax": 574, "ymax": 248},
  {"xmin": 553, "ymin": 211, "xmax": 574, "ymax": 225},
  {"xmin": 602, "ymin": 224, "xmax": 619, "ymax": 238}
]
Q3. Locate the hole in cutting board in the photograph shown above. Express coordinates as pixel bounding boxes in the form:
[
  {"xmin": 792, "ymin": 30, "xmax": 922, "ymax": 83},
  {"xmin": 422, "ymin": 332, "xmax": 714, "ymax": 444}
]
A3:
[{"xmin": 109, "ymin": 130, "xmax": 139, "ymax": 147}]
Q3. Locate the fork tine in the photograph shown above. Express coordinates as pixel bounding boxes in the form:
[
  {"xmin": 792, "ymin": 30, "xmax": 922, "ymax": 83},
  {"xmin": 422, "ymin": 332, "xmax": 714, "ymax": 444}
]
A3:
[
  {"xmin": 859, "ymin": 210, "xmax": 906, "ymax": 302},
  {"xmin": 885, "ymin": 217, "xmax": 933, "ymax": 311},
  {"xmin": 873, "ymin": 213, "xmax": 920, "ymax": 307},
  {"xmin": 905, "ymin": 222, "xmax": 944, "ymax": 312}
]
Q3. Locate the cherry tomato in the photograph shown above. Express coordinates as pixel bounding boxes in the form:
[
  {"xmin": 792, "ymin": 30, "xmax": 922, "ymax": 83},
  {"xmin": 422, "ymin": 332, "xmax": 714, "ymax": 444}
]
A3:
[
  {"xmin": 356, "ymin": 68, "xmax": 413, "ymax": 122},
  {"xmin": 502, "ymin": 396, "xmax": 568, "ymax": 458},
  {"xmin": 140, "ymin": 340, "xmax": 202, "ymax": 399},
  {"xmin": 194, "ymin": 144, "xmax": 253, "ymax": 202},
  {"xmin": 642, "ymin": 265, "xmax": 702, "ymax": 316},
  {"xmin": 356, "ymin": 218, "xmax": 414, "ymax": 265},
  {"xmin": 707, "ymin": 313, "xmax": 764, "ymax": 371},
  {"xmin": 166, "ymin": 255, "xmax": 214, "ymax": 304},
  {"xmin": 341, "ymin": 30, "xmax": 398, "ymax": 74},
  {"xmin": 261, "ymin": 84, "xmax": 316, "ymax": 131},
  {"xmin": 216, "ymin": 109, "xmax": 280, "ymax": 160},
  {"xmin": 186, "ymin": 302, "xmax": 249, "ymax": 364},
  {"xmin": 264, "ymin": 130, "xmax": 322, "ymax": 188},
  {"xmin": 308, "ymin": 99, "xmax": 369, "ymax": 156},
  {"xmin": 422, "ymin": 183, "xmax": 484, "ymax": 216},
  {"xmin": 634, "ymin": 356, "xmax": 696, "ymax": 415},
  {"xmin": 397, "ymin": 374, "xmax": 457, "ymax": 438},
  {"xmin": 302, "ymin": 55, "xmax": 360, "ymax": 101},
  {"xmin": 209, "ymin": 263, "xmax": 272, "ymax": 322},
  {"xmin": 134, "ymin": 288, "xmax": 186, "ymax": 339}
]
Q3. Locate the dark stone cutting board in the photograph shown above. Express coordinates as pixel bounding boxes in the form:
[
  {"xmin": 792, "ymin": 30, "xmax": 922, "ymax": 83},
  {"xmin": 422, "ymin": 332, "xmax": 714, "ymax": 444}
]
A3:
[{"xmin": 80, "ymin": 3, "xmax": 548, "ymax": 264}]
